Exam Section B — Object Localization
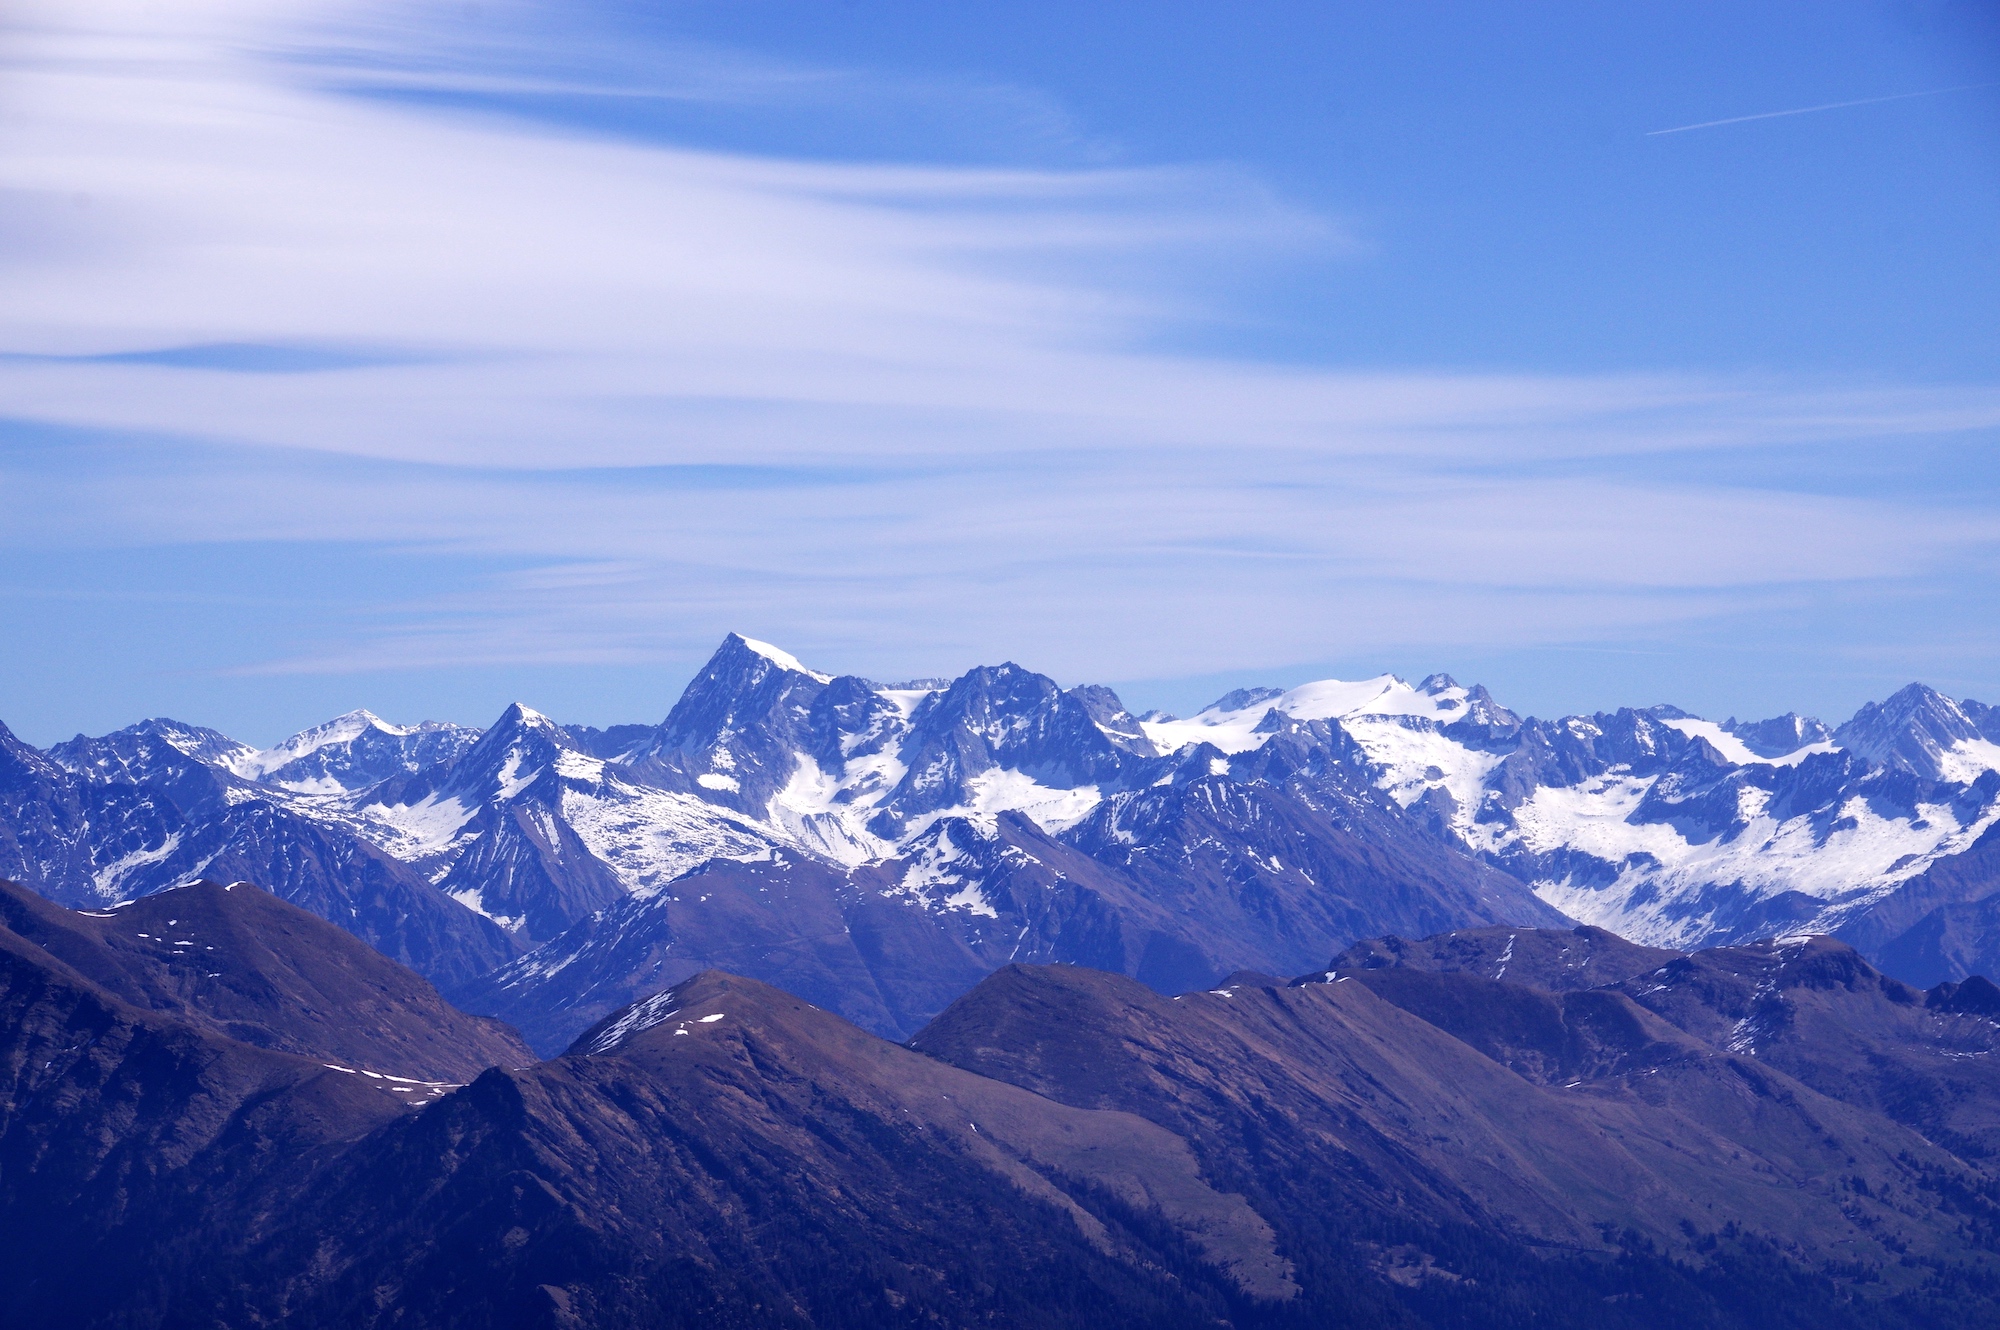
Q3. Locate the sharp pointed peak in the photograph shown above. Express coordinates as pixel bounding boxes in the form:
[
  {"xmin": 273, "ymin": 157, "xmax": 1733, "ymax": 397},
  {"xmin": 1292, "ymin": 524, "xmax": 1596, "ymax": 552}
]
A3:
[
  {"xmin": 1840, "ymin": 681, "xmax": 1969, "ymax": 730},
  {"xmin": 717, "ymin": 633, "xmax": 833, "ymax": 683},
  {"xmin": 300, "ymin": 708, "xmax": 404, "ymax": 737},
  {"xmin": 254, "ymin": 708, "xmax": 402, "ymax": 757},
  {"xmin": 494, "ymin": 701, "xmax": 556, "ymax": 729}
]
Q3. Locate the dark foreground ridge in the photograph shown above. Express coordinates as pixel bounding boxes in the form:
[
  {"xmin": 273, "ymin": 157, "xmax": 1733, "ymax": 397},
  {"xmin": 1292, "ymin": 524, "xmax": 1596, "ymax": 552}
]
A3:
[
  {"xmin": 6, "ymin": 883, "xmax": 2000, "ymax": 1326},
  {"xmin": 0, "ymin": 877, "xmax": 530, "ymax": 1080}
]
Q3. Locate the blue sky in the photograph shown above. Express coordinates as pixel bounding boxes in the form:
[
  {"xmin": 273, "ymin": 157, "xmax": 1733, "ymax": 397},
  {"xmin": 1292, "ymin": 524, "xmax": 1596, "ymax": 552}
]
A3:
[{"xmin": 2, "ymin": 0, "xmax": 1997, "ymax": 745}]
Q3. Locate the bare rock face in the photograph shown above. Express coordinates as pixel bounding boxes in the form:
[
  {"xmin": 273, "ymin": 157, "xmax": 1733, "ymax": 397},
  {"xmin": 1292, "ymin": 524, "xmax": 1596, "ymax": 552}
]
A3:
[{"xmin": 1834, "ymin": 683, "xmax": 1986, "ymax": 781}]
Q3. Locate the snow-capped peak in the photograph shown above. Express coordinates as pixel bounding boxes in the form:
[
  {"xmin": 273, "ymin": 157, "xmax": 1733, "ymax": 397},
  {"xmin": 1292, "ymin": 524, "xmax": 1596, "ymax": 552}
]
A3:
[
  {"xmin": 499, "ymin": 702, "xmax": 555, "ymax": 729},
  {"xmin": 224, "ymin": 709, "xmax": 405, "ymax": 780},
  {"xmin": 217, "ymin": 709, "xmax": 480, "ymax": 794},
  {"xmin": 143, "ymin": 718, "xmax": 258, "ymax": 763},
  {"xmin": 1140, "ymin": 673, "xmax": 1470, "ymax": 757},
  {"xmin": 735, "ymin": 635, "xmax": 833, "ymax": 684},
  {"xmin": 1833, "ymin": 683, "xmax": 1988, "ymax": 782}
]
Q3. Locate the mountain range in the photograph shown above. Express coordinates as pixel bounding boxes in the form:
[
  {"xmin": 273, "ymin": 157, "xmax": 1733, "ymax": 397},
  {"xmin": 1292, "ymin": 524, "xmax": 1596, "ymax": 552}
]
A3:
[
  {"xmin": 6, "ymin": 634, "xmax": 2000, "ymax": 1052},
  {"xmin": 10, "ymin": 625, "xmax": 2000, "ymax": 1323}
]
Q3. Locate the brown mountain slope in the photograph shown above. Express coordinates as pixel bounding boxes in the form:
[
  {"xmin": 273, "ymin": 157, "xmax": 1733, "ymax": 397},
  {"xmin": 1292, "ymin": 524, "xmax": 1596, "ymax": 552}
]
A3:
[
  {"xmin": 1330, "ymin": 923, "xmax": 1679, "ymax": 990},
  {"xmin": 0, "ymin": 878, "xmax": 531, "ymax": 1081},
  {"xmin": 912, "ymin": 963, "xmax": 1993, "ymax": 1278},
  {"xmin": 1325, "ymin": 959, "xmax": 2000, "ymax": 1243},
  {"xmin": 1604, "ymin": 936, "xmax": 2000, "ymax": 1160},
  {"xmin": 0, "ymin": 923, "xmax": 409, "ymax": 1327},
  {"xmin": 10, "ymin": 952, "xmax": 2000, "ymax": 1326},
  {"xmin": 1336, "ymin": 965, "xmax": 1708, "ymax": 1086},
  {"xmin": 229, "ymin": 970, "xmax": 1301, "ymax": 1329},
  {"xmin": 1325, "ymin": 924, "xmax": 2000, "ymax": 1166}
]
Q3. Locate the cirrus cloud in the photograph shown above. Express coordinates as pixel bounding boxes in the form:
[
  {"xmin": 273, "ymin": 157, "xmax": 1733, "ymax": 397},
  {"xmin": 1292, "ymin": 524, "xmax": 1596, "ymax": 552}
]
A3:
[{"xmin": 1, "ymin": 0, "xmax": 1997, "ymax": 717}]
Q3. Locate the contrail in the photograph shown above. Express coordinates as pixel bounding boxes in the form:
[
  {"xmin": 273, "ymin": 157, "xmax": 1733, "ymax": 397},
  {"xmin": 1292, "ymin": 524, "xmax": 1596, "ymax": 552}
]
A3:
[{"xmin": 1647, "ymin": 83, "xmax": 1990, "ymax": 136}]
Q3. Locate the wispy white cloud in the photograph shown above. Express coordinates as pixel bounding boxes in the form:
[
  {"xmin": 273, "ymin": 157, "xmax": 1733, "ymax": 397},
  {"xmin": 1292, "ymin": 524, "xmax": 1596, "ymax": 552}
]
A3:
[
  {"xmin": 9, "ymin": 433, "xmax": 1996, "ymax": 687},
  {"xmin": 1, "ymin": 0, "xmax": 1997, "ymax": 693}
]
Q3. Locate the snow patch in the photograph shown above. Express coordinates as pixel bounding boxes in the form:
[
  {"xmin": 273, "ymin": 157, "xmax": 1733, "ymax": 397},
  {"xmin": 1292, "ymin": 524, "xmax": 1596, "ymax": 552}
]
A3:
[
  {"xmin": 583, "ymin": 989, "xmax": 682, "ymax": 1053},
  {"xmin": 763, "ymin": 751, "xmax": 900, "ymax": 867},
  {"xmin": 494, "ymin": 749, "xmax": 537, "ymax": 801},
  {"xmin": 961, "ymin": 768, "xmax": 1100, "ymax": 833},
  {"xmin": 1658, "ymin": 718, "xmax": 1835, "ymax": 768},
  {"xmin": 342, "ymin": 793, "xmax": 478, "ymax": 860},
  {"xmin": 446, "ymin": 887, "xmax": 525, "ymax": 933},
  {"xmin": 553, "ymin": 749, "xmax": 606, "ymax": 782},
  {"xmin": 888, "ymin": 823, "xmax": 1002, "ymax": 917},
  {"xmin": 562, "ymin": 779, "xmax": 779, "ymax": 896},
  {"xmin": 1341, "ymin": 717, "xmax": 1505, "ymax": 829},
  {"xmin": 90, "ymin": 833, "xmax": 182, "ymax": 898},
  {"xmin": 1938, "ymin": 738, "xmax": 2000, "ymax": 785}
]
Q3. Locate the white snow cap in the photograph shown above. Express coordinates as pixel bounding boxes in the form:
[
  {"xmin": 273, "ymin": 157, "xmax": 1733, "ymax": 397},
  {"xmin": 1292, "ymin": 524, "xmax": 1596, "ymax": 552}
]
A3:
[
  {"xmin": 1140, "ymin": 674, "xmax": 1470, "ymax": 756},
  {"xmin": 225, "ymin": 708, "xmax": 410, "ymax": 779},
  {"xmin": 737, "ymin": 636, "xmax": 834, "ymax": 684}
]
